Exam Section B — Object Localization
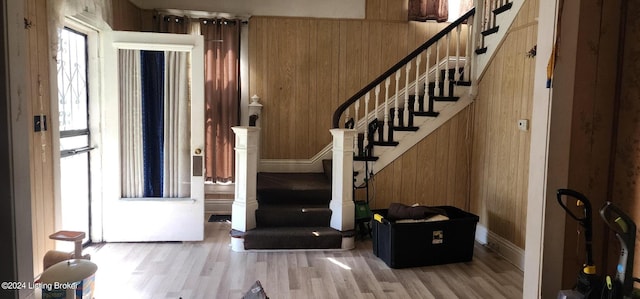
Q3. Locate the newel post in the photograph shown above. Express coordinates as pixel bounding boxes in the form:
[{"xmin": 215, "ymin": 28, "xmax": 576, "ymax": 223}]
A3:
[
  {"xmin": 248, "ymin": 95, "xmax": 263, "ymax": 127},
  {"xmin": 329, "ymin": 129, "xmax": 356, "ymax": 231},
  {"xmin": 231, "ymin": 126, "xmax": 260, "ymax": 232}
]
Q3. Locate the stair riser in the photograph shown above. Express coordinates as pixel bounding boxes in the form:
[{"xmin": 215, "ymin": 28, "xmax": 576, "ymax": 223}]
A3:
[
  {"xmin": 257, "ymin": 191, "xmax": 331, "ymax": 206},
  {"xmin": 243, "ymin": 227, "xmax": 343, "ymax": 250},
  {"xmin": 256, "ymin": 208, "xmax": 332, "ymax": 227}
]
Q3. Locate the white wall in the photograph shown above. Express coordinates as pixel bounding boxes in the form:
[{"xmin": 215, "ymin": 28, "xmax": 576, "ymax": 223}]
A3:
[{"xmin": 129, "ymin": 0, "xmax": 366, "ymax": 19}]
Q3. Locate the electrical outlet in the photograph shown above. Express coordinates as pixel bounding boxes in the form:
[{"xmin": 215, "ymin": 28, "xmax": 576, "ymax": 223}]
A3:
[
  {"xmin": 34, "ymin": 115, "xmax": 47, "ymax": 132},
  {"xmin": 517, "ymin": 119, "xmax": 529, "ymax": 132}
]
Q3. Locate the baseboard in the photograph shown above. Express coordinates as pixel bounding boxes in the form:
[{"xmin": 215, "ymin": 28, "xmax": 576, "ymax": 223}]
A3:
[
  {"xmin": 204, "ymin": 183, "xmax": 234, "ymax": 194},
  {"xmin": 475, "ymin": 224, "xmax": 524, "ymax": 271},
  {"xmin": 259, "ymin": 144, "xmax": 332, "ymax": 173},
  {"xmin": 205, "ymin": 199, "xmax": 233, "ymax": 215}
]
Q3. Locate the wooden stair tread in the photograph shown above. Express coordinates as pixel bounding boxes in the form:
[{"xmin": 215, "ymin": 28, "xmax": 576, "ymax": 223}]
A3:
[
  {"xmin": 413, "ymin": 111, "xmax": 440, "ymax": 117},
  {"xmin": 433, "ymin": 96, "xmax": 460, "ymax": 102},
  {"xmin": 373, "ymin": 141, "xmax": 399, "ymax": 146},
  {"xmin": 493, "ymin": 2, "xmax": 513, "ymax": 15},
  {"xmin": 393, "ymin": 126, "xmax": 419, "ymax": 132},
  {"xmin": 481, "ymin": 26, "xmax": 499, "ymax": 36},
  {"xmin": 354, "ymin": 156, "xmax": 379, "ymax": 161}
]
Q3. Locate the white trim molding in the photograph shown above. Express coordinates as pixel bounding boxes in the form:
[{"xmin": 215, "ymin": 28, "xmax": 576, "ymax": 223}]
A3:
[
  {"xmin": 475, "ymin": 224, "xmax": 525, "ymax": 271},
  {"xmin": 259, "ymin": 144, "xmax": 332, "ymax": 173}
]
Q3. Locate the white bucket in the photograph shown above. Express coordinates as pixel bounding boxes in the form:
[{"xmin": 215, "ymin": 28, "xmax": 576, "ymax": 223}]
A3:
[{"xmin": 39, "ymin": 259, "xmax": 97, "ymax": 299}]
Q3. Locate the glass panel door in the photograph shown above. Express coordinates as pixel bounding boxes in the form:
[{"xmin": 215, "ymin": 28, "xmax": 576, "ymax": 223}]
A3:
[{"xmin": 57, "ymin": 27, "xmax": 91, "ymax": 244}]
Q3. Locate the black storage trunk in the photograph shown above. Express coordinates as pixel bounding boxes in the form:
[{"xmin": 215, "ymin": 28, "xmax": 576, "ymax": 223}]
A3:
[{"xmin": 372, "ymin": 206, "xmax": 479, "ymax": 268}]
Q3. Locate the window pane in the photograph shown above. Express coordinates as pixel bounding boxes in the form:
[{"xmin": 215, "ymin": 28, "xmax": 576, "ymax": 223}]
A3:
[
  {"xmin": 60, "ymin": 135, "xmax": 89, "ymax": 151},
  {"xmin": 57, "ymin": 28, "xmax": 88, "ymax": 132},
  {"xmin": 60, "ymin": 152, "xmax": 90, "ymax": 244}
]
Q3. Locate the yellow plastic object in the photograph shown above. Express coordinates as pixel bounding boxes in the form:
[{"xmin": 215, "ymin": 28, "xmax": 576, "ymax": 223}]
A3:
[
  {"xmin": 583, "ymin": 265, "xmax": 596, "ymax": 275},
  {"xmin": 615, "ymin": 216, "xmax": 629, "ymax": 233},
  {"xmin": 576, "ymin": 200, "xmax": 583, "ymax": 207},
  {"xmin": 606, "ymin": 275, "xmax": 612, "ymax": 290},
  {"xmin": 374, "ymin": 214, "xmax": 384, "ymax": 223}
]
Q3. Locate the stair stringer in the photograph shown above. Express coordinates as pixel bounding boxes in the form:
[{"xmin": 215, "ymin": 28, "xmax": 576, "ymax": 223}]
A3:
[
  {"xmin": 474, "ymin": 0, "xmax": 526, "ymax": 80},
  {"xmin": 353, "ymin": 94, "xmax": 474, "ymax": 186}
]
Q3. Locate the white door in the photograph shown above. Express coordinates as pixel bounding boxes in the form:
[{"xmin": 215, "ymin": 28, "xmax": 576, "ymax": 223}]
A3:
[{"xmin": 100, "ymin": 31, "xmax": 205, "ymax": 242}]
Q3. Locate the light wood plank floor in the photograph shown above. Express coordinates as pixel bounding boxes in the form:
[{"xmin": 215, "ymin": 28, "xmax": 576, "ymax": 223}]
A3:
[{"xmin": 85, "ymin": 221, "xmax": 523, "ymax": 299}]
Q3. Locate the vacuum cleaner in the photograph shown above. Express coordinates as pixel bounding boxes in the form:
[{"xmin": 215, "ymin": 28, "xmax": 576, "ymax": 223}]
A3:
[
  {"xmin": 557, "ymin": 189, "xmax": 640, "ymax": 299},
  {"xmin": 557, "ymin": 189, "xmax": 602, "ymax": 299},
  {"xmin": 599, "ymin": 201, "xmax": 637, "ymax": 298}
]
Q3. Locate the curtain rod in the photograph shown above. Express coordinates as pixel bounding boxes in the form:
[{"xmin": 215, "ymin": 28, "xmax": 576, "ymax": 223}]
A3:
[{"xmin": 156, "ymin": 8, "xmax": 250, "ymax": 23}]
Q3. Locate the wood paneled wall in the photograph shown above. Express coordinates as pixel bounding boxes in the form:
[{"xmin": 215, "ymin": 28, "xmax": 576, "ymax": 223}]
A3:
[
  {"xmin": 111, "ymin": 0, "xmax": 143, "ymax": 31},
  {"xmin": 609, "ymin": 0, "xmax": 640, "ymax": 286},
  {"xmin": 367, "ymin": 106, "xmax": 472, "ymax": 210},
  {"xmin": 366, "ymin": 0, "xmax": 408, "ymax": 21},
  {"xmin": 25, "ymin": 0, "xmax": 55, "ymax": 276},
  {"xmin": 249, "ymin": 17, "xmax": 452, "ymax": 159},
  {"xmin": 470, "ymin": 0, "xmax": 538, "ymax": 249},
  {"xmin": 558, "ymin": 0, "xmax": 622, "ymax": 289}
]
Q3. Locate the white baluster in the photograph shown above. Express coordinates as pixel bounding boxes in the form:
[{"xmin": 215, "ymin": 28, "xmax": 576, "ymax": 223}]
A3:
[
  {"xmin": 465, "ymin": 16, "xmax": 473, "ymax": 84},
  {"xmin": 489, "ymin": 0, "xmax": 495, "ymax": 29},
  {"xmin": 403, "ymin": 64, "xmax": 411, "ymax": 127},
  {"xmin": 354, "ymin": 100, "xmax": 360, "ymax": 129},
  {"xmin": 345, "ymin": 106, "xmax": 351, "ymax": 127},
  {"xmin": 354, "ymin": 99, "xmax": 360, "ymax": 153},
  {"xmin": 425, "ymin": 47, "xmax": 431, "ymax": 96},
  {"xmin": 484, "ymin": 0, "xmax": 489, "ymax": 31},
  {"xmin": 445, "ymin": 32, "xmax": 451, "ymax": 97},
  {"xmin": 374, "ymin": 85, "xmax": 381, "ymax": 142},
  {"xmin": 384, "ymin": 78, "xmax": 390, "ymax": 141},
  {"xmin": 374, "ymin": 85, "xmax": 381, "ymax": 122},
  {"xmin": 455, "ymin": 25, "xmax": 461, "ymax": 83},
  {"xmin": 434, "ymin": 41, "xmax": 440, "ymax": 97},
  {"xmin": 364, "ymin": 92, "xmax": 370, "ymax": 152},
  {"xmin": 414, "ymin": 54, "xmax": 421, "ymax": 112},
  {"xmin": 394, "ymin": 72, "xmax": 401, "ymax": 127}
]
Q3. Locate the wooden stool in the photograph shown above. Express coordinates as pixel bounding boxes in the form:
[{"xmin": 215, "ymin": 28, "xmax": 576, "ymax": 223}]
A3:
[{"xmin": 43, "ymin": 231, "xmax": 90, "ymax": 270}]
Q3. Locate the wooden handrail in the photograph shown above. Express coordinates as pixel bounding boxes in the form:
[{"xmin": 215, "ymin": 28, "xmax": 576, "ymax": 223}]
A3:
[{"xmin": 332, "ymin": 8, "xmax": 475, "ymax": 128}]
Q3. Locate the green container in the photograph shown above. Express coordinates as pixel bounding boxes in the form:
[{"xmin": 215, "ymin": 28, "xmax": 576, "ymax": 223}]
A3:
[{"xmin": 355, "ymin": 200, "xmax": 372, "ymax": 220}]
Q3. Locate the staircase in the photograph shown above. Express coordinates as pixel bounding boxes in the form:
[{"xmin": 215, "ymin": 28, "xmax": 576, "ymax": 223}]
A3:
[
  {"xmin": 242, "ymin": 171, "xmax": 343, "ymax": 250},
  {"xmin": 232, "ymin": 0, "xmax": 523, "ymax": 251},
  {"xmin": 334, "ymin": 8, "xmax": 478, "ymax": 186}
]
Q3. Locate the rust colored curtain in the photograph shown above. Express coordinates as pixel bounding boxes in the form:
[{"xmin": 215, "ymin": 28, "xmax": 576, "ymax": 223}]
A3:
[
  {"xmin": 409, "ymin": 0, "xmax": 449, "ymax": 22},
  {"xmin": 201, "ymin": 19, "xmax": 240, "ymax": 183}
]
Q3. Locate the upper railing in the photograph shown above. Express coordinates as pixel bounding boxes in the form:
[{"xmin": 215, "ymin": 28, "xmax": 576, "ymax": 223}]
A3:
[{"xmin": 332, "ymin": 8, "xmax": 476, "ymax": 129}]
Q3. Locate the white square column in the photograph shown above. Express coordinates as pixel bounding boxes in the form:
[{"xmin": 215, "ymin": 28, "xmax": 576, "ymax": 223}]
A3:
[
  {"xmin": 329, "ymin": 129, "xmax": 356, "ymax": 231},
  {"xmin": 231, "ymin": 126, "xmax": 260, "ymax": 232}
]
